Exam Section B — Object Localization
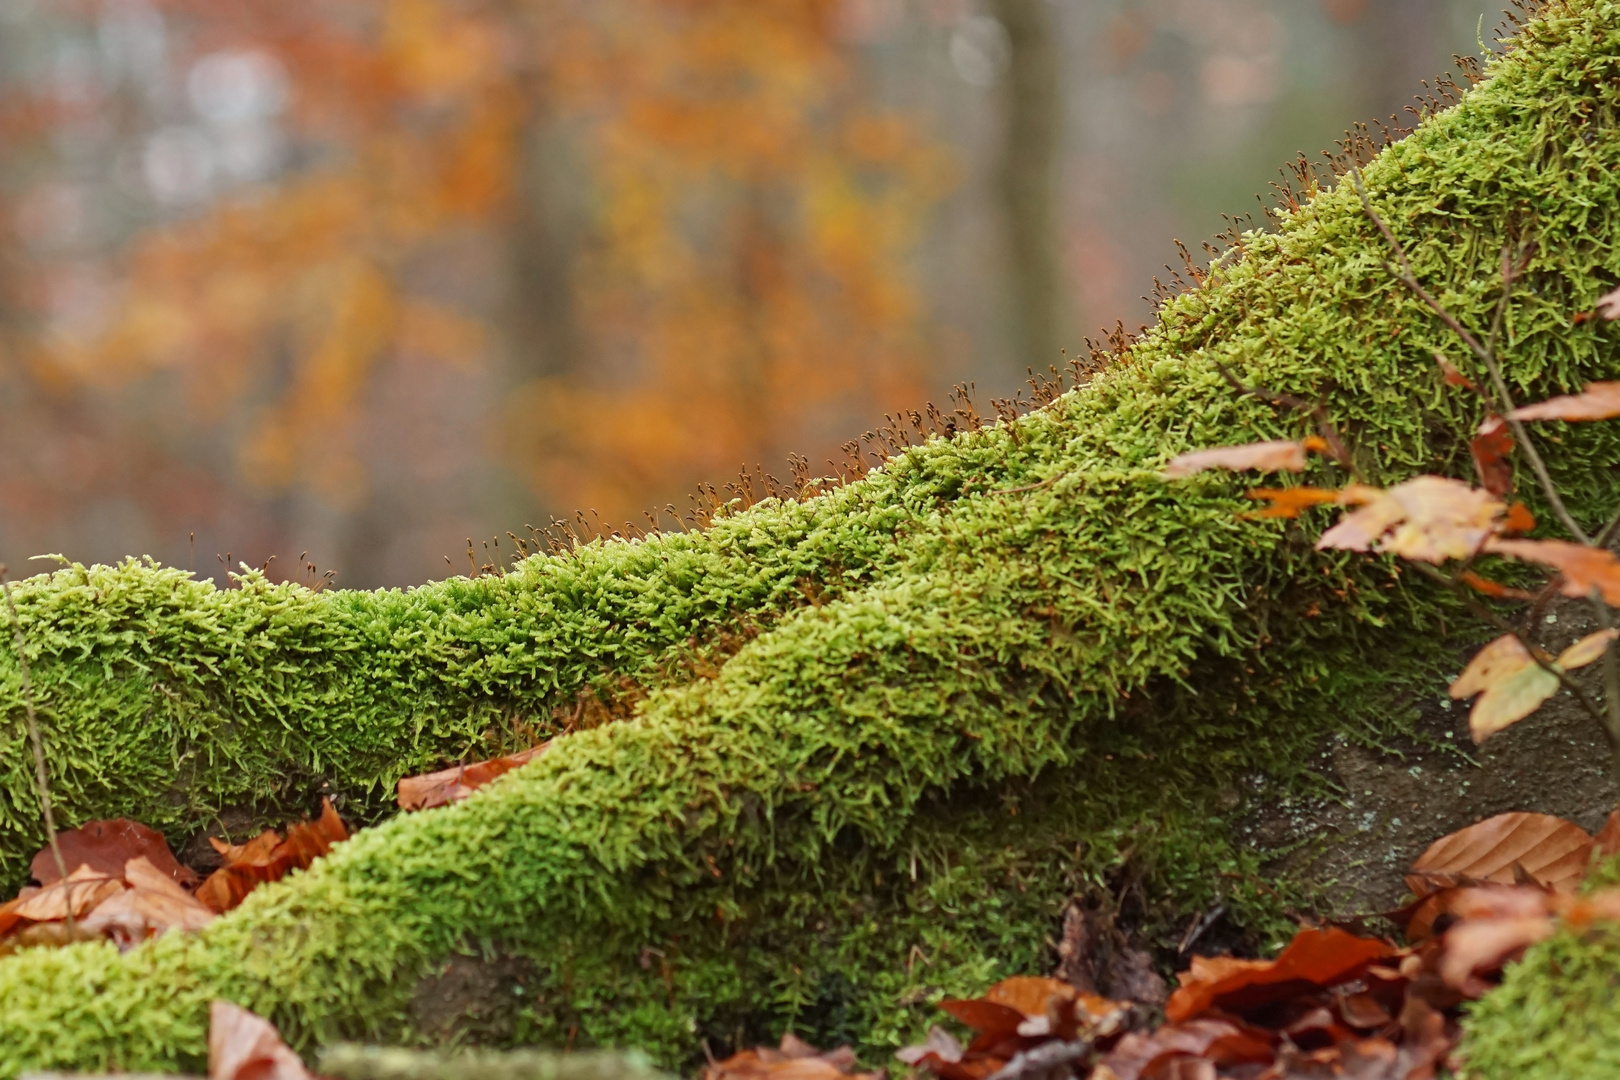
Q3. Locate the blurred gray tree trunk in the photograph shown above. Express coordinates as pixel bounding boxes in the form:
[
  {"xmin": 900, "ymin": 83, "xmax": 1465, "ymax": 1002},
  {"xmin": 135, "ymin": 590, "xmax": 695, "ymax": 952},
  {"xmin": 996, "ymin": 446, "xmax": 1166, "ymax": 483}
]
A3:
[{"xmin": 991, "ymin": 0, "xmax": 1064, "ymax": 373}]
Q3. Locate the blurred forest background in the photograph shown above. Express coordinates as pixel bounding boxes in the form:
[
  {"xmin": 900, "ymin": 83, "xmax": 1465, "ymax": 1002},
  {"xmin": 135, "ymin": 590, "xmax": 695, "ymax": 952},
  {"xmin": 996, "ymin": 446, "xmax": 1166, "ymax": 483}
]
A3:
[{"xmin": 1, "ymin": 0, "xmax": 1509, "ymax": 588}]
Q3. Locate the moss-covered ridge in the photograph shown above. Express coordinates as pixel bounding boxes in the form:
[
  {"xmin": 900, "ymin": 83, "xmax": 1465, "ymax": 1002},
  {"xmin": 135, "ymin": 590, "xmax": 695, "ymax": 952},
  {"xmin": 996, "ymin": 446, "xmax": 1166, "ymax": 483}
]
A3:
[{"xmin": 0, "ymin": 1, "xmax": 1617, "ymax": 1074}]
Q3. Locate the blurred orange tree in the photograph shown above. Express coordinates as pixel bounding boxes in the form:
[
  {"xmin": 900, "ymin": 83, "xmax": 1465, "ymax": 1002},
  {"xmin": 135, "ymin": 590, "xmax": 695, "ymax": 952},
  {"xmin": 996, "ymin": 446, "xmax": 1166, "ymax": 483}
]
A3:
[{"xmin": 2, "ymin": 0, "xmax": 947, "ymax": 569}]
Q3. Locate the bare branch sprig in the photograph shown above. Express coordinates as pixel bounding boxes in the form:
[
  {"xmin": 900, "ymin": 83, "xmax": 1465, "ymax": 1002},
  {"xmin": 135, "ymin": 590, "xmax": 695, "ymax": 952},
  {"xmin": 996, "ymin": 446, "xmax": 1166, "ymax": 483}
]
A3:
[{"xmin": 0, "ymin": 565, "xmax": 73, "ymax": 931}]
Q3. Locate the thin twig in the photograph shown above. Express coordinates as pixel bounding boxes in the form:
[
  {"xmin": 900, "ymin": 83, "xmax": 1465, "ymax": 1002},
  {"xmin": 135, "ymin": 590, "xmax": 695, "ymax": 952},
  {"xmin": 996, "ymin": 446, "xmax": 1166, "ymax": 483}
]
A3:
[
  {"xmin": 990, "ymin": 473, "xmax": 1067, "ymax": 496},
  {"xmin": 1408, "ymin": 561, "xmax": 1614, "ymax": 743},
  {"xmin": 1351, "ymin": 168, "xmax": 1588, "ymax": 545},
  {"xmin": 1, "ymin": 566, "xmax": 73, "ymax": 930},
  {"xmin": 1210, "ymin": 360, "xmax": 1360, "ymax": 479}
]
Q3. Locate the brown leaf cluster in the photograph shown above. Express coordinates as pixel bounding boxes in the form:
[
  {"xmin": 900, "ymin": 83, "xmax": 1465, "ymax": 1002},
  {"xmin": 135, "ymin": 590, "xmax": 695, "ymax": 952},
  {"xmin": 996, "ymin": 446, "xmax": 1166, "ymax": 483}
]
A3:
[
  {"xmin": 195, "ymin": 800, "xmax": 349, "ymax": 913},
  {"xmin": 0, "ymin": 801, "xmax": 349, "ymax": 953},
  {"xmin": 397, "ymin": 743, "xmax": 551, "ymax": 811},
  {"xmin": 1315, "ymin": 477, "xmax": 1503, "ymax": 564},
  {"xmin": 887, "ymin": 806, "xmax": 1620, "ymax": 1080},
  {"xmin": 706, "ymin": 1033, "xmax": 886, "ymax": 1080}
]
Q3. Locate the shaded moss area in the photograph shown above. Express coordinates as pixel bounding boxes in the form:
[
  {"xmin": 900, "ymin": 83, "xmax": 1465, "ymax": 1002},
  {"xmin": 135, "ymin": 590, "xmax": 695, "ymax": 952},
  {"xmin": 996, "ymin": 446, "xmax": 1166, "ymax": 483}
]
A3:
[{"xmin": 0, "ymin": 1, "xmax": 1618, "ymax": 1075}]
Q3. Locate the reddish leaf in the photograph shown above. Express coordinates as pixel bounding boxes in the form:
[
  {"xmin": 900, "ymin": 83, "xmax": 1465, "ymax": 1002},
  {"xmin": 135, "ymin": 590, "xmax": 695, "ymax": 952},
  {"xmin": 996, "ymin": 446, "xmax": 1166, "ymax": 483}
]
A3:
[
  {"xmin": 1470, "ymin": 417, "xmax": 1515, "ymax": 496},
  {"xmin": 1097, "ymin": 1019, "xmax": 1273, "ymax": 1080},
  {"xmin": 1457, "ymin": 571, "xmax": 1534, "ymax": 601},
  {"xmin": 209, "ymin": 1000, "xmax": 313, "ymax": 1080},
  {"xmin": 1594, "ymin": 809, "xmax": 1620, "ymax": 858},
  {"xmin": 1244, "ymin": 487, "xmax": 1341, "ymax": 519},
  {"xmin": 1502, "ymin": 501, "xmax": 1536, "ymax": 535},
  {"xmin": 709, "ymin": 1034, "xmax": 881, "ymax": 1080},
  {"xmin": 1407, "ymin": 813, "xmax": 1593, "ymax": 894},
  {"xmin": 1164, "ymin": 927, "xmax": 1396, "ymax": 1023},
  {"xmin": 195, "ymin": 800, "xmax": 348, "ymax": 914},
  {"xmin": 1435, "ymin": 353, "xmax": 1480, "ymax": 392},
  {"xmin": 398, "ymin": 743, "xmax": 551, "ymax": 811},
  {"xmin": 1509, "ymin": 381, "xmax": 1620, "ymax": 422},
  {"xmin": 1164, "ymin": 441, "xmax": 1308, "ymax": 479},
  {"xmin": 1487, "ymin": 538, "xmax": 1620, "ymax": 604},
  {"xmin": 31, "ymin": 818, "xmax": 196, "ymax": 888}
]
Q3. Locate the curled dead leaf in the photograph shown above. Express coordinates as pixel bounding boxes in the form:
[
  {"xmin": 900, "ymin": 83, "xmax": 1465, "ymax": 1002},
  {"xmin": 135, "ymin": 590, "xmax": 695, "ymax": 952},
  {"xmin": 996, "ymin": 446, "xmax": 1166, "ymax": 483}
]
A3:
[
  {"xmin": 1164, "ymin": 441, "xmax": 1308, "ymax": 479},
  {"xmin": 708, "ymin": 1033, "xmax": 881, "ymax": 1080},
  {"xmin": 398, "ymin": 743, "xmax": 551, "ymax": 811},
  {"xmin": 31, "ymin": 817, "xmax": 197, "ymax": 888},
  {"xmin": 1316, "ymin": 477, "xmax": 1503, "ymax": 564},
  {"xmin": 1447, "ymin": 635, "xmax": 1560, "ymax": 742},
  {"xmin": 1485, "ymin": 538, "xmax": 1620, "ymax": 604},
  {"xmin": 1557, "ymin": 629, "xmax": 1619, "ymax": 670},
  {"xmin": 195, "ymin": 799, "xmax": 348, "ymax": 914},
  {"xmin": 1244, "ymin": 487, "xmax": 1341, "ymax": 519},
  {"xmin": 1508, "ymin": 381, "xmax": 1620, "ymax": 422},
  {"xmin": 1470, "ymin": 416, "xmax": 1515, "ymax": 496},
  {"xmin": 1164, "ymin": 927, "xmax": 1395, "ymax": 1022},
  {"xmin": 209, "ymin": 1000, "xmax": 313, "ymax": 1080}
]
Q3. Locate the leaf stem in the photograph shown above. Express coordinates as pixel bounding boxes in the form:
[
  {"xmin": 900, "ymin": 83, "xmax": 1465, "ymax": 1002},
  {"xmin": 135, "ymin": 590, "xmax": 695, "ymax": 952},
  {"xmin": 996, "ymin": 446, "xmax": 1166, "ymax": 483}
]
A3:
[{"xmin": 1, "ymin": 567, "xmax": 73, "ymax": 931}]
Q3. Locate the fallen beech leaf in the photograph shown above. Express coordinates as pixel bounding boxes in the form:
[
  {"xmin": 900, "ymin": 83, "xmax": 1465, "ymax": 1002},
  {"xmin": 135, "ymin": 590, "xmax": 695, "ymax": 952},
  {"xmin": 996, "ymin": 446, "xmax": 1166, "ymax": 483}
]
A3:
[
  {"xmin": 1164, "ymin": 441, "xmax": 1308, "ymax": 478},
  {"xmin": 31, "ymin": 818, "xmax": 196, "ymax": 888},
  {"xmin": 1408, "ymin": 813, "xmax": 1593, "ymax": 894},
  {"xmin": 1097, "ymin": 1019, "xmax": 1272, "ymax": 1080},
  {"xmin": 1508, "ymin": 381, "xmax": 1620, "ymax": 422},
  {"xmin": 209, "ymin": 1000, "xmax": 313, "ymax": 1080},
  {"xmin": 1470, "ymin": 416, "xmax": 1515, "ymax": 496},
  {"xmin": 196, "ymin": 800, "xmax": 348, "ymax": 914},
  {"xmin": 1164, "ymin": 927, "xmax": 1396, "ymax": 1023},
  {"xmin": 398, "ymin": 743, "xmax": 551, "ymax": 811},
  {"xmin": 1594, "ymin": 809, "xmax": 1620, "ymax": 857},
  {"xmin": 1317, "ymin": 477, "xmax": 1502, "ymax": 564},
  {"xmin": 13, "ymin": 865, "xmax": 124, "ymax": 924},
  {"xmin": 1486, "ymin": 538, "xmax": 1620, "ymax": 604},
  {"xmin": 1244, "ymin": 487, "xmax": 1341, "ymax": 519},
  {"xmin": 1449, "ymin": 635, "xmax": 1539, "ymax": 701},
  {"xmin": 1598, "ymin": 285, "xmax": 1620, "ymax": 321},
  {"xmin": 1439, "ymin": 915, "xmax": 1554, "ymax": 991},
  {"xmin": 707, "ymin": 1033, "xmax": 881, "ymax": 1080},
  {"xmin": 81, "ymin": 857, "xmax": 215, "ymax": 945},
  {"xmin": 895, "ymin": 1026, "xmax": 997, "ymax": 1080}
]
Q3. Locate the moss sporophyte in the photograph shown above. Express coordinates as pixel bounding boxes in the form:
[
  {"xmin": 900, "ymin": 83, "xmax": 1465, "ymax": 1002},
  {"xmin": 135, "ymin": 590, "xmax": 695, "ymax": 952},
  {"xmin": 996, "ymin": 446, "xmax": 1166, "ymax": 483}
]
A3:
[{"xmin": 1, "ymin": 2, "xmax": 1618, "ymax": 1076}]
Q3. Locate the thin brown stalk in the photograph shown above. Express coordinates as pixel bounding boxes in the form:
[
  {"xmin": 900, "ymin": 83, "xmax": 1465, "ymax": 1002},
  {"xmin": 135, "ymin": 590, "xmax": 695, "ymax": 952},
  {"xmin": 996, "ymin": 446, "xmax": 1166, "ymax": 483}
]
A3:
[{"xmin": 1, "ymin": 567, "xmax": 73, "ymax": 931}]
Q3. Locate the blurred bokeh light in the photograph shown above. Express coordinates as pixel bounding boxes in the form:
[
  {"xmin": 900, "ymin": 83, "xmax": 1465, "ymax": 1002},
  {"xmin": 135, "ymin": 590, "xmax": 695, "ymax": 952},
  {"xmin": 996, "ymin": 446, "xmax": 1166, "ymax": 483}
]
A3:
[{"xmin": 0, "ymin": 0, "xmax": 1509, "ymax": 587}]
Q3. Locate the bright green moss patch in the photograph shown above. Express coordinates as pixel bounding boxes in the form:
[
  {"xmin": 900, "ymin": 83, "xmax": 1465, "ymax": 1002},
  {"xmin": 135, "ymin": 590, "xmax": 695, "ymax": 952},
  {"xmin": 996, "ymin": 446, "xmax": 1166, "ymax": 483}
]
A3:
[{"xmin": 2, "ymin": 1, "xmax": 1620, "ymax": 1074}]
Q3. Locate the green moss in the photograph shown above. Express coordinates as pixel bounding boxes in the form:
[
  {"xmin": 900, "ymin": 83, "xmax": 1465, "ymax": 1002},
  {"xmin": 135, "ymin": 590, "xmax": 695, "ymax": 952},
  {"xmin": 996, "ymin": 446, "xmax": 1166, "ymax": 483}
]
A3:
[{"xmin": 1, "ymin": 0, "xmax": 1618, "ymax": 1074}]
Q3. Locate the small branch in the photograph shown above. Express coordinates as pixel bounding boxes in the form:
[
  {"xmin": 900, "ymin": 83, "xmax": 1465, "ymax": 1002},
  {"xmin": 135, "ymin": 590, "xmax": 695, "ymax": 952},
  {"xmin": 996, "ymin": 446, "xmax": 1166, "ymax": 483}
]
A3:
[
  {"xmin": 1351, "ymin": 169, "xmax": 1588, "ymax": 544},
  {"xmin": 990, "ymin": 473, "xmax": 1067, "ymax": 496},
  {"xmin": 1210, "ymin": 361, "xmax": 1359, "ymax": 479},
  {"xmin": 1409, "ymin": 561, "xmax": 1613, "ymax": 741},
  {"xmin": 1, "ymin": 567, "xmax": 72, "ymax": 929}
]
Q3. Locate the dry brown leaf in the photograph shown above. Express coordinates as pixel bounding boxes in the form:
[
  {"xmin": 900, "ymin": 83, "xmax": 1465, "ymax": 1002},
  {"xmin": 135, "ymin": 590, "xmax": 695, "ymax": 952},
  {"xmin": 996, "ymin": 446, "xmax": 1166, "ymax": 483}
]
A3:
[
  {"xmin": 1508, "ymin": 381, "xmax": 1620, "ymax": 422},
  {"xmin": 1594, "ymin": 809, "xmax": 1620, "ymax": 858},
  {"xmin": 1163, "ymin": 928, "xmax": 1396, "ymax": 1022},
  {"xmin": 1164, "ymin": 441, "xmax": 1308, "ymax": 479},
  {"xmin": 1502, "ymin": 501, "xmax": 1536, "ymax": 535},
  {"xmin": 1408, "ymin": 813, "xmax": 1593, "ymax": 894},
  {"xmin": 1558, "ymin": 629, "xmax": 1619, "ymax": 670},
  {"xmin": 708, "ymin": 1034, "xmax": 881, "ymax": 1080},
  {"xmin": 195, "ymin": 800, "xmax": 348, "ymax": 914},
  {"xmin": 1317, "ymin": 477, "xmax": 1503, "ymax": 564},
  {"xmin": 1243, "ymin": 487, "xmax": 1342, "ymax": 519},
  {"xmin": 398, "ymin": 743, "xmax": 551, "ymax": 811},
  {"xmin": 32, "ymin": 818, "xmax": 197, "ymax": 888},
  {"xmin": 12, "ymin": 865, "xmax": 124, "ymax": 924},
  {"xmin": 80, "ymin": 856, "xmax": 216, "ymax": 945},
  {"xmin": 1470, "ymin": 416, "xmax": 1514, "ymax": 496},
  {"xmin": 1436, "ymin": 353, "xmax": 1480, "ymax": 392},
  {"xmin": 1485, "ymin": 538, "xmax": 1620, "ymax": 604},
  {"xmin": 209, "ymin": 1000, "xmax": 312, "ymax": 1080},
  {"xmin": 1449, "ymin": 635, "xmax": 1537, "ymax": 701},
  {"xmin": 1097, "ymin": 1019, "xmax": 1273, "ymax": 1080}
]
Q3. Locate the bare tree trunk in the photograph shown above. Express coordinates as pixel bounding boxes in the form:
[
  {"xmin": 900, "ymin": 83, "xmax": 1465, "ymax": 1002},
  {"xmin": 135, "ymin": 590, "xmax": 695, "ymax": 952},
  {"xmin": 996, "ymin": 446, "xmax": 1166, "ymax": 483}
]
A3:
[{"xmin": 991, "ymin": 0, "xmax": 1064, "ymax": 374}]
